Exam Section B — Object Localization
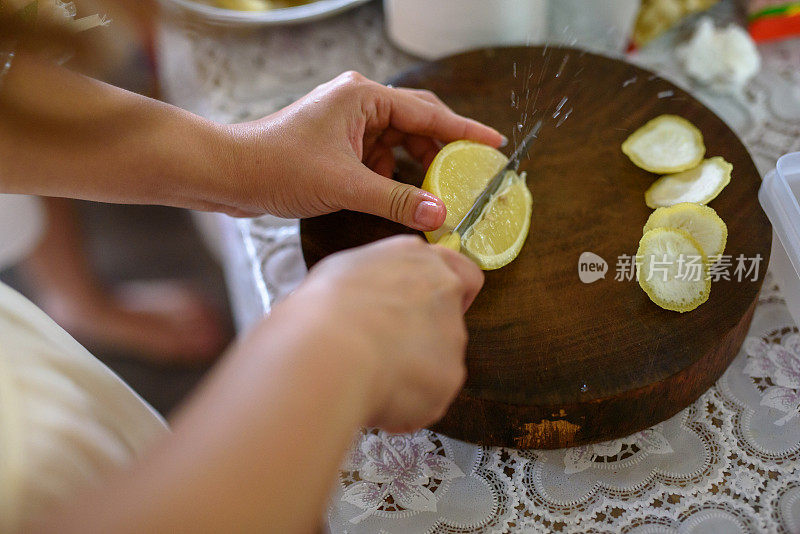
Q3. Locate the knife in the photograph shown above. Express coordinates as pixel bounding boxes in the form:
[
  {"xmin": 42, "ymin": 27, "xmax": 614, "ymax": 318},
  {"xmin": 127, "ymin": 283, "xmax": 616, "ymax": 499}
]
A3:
[{"xmin": 436, "ymin": 119, "xmax": 543, "ymax": 252}]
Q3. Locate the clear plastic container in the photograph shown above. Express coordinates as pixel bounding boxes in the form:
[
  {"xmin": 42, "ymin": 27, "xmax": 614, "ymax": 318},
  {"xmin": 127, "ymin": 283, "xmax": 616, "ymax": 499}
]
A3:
[{"xmin": 759, "ymin": 152, "xmax": 800, "ymax": 326}]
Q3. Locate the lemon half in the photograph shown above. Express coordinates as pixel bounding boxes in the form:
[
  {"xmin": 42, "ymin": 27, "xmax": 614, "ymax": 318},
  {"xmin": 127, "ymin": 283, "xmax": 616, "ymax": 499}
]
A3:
[
  {"xmin": 422, "ymin": 141, "xmax": 532, "ymax": 270},
  {"xmin": 422, "ymin": 141, "xmax": 508, "ymax": 241},
  {"xmin": 462, "ymin": 172, "xmax": 533, "ymax": 270}
]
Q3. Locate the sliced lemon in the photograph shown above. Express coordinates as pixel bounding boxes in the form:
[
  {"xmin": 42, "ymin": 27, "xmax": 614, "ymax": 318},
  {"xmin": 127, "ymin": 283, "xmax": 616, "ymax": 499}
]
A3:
[
  {"xmin": 643, "ymin": 203, "xmax": 727, "ymax": 259},
  {"xmin": 213, "ymin": 0, "xmax": 270, "ymax": 10},
  {"xmin": 644, "ymin": 156, "xmax": 732, "ymax": 209},
  {"xmin": 622, "ymin": 115, "xmax": 705, "ymax": 173},
  {"xmin": 637, "ymin": 227, "xmax": 711, "ymax": 312},
  {"xmin": 422, "ymin": 140, "xmax": 509, "ymax": 244},
  {"xmin": 461, "ymin": 172, "xmax": 533, "ymax": 270}
]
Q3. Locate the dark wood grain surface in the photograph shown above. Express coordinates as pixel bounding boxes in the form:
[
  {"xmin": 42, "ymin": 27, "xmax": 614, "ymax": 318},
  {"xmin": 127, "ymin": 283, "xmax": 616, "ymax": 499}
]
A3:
[{"xmin": 301, "ymin": 47, "xmax": 771, "ymax": 448}]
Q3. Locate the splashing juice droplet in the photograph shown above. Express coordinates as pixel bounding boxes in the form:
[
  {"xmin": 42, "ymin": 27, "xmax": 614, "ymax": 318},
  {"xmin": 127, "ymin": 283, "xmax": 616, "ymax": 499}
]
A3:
[
  {"xmin": 657, "ymin": 90, "xmax": 674, "ymax": 99},
  {"xmin": 622, "ymin": 76, "xmax": 637, "ymax": 87},
  {"xmin": 556, "ymin": 107, "xmax": 573, "ymax": 127},
  {"xmin": 580, "ymin": 383, "xmax": 589, "ymax": 393},
  {"xmin": 517, "ymin": 123, "xmax": 524, "ymax": 131},
  {"xmin": 555, "ymin": 54, "xmax": 569, "ymax": 78},
  {"xmin": 555, "ymin": 96, "xmax": 568, "ymax": 114},
  {"xmin": 513, "ymin": 62, "xmax": 517, "ymax": 78}
]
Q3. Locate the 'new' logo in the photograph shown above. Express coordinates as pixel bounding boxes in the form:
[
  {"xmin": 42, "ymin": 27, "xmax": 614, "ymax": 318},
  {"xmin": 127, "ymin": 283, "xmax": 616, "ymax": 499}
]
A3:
[{"xmin": 578, "ymin": 252, "xmax": 608, "ymax": 284}]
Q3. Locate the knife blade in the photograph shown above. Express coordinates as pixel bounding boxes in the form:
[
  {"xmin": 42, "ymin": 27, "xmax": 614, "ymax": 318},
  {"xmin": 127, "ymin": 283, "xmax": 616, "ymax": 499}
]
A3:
[{"xmin": 436, "ymin": 120, "xmax": 543, "ymax": 251}]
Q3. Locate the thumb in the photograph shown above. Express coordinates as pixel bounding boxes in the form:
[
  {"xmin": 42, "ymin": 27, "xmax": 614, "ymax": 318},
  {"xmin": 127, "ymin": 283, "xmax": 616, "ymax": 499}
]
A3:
[{"xmin": 345, "ymin": 164, "xmax": 447, "ymax": 231}]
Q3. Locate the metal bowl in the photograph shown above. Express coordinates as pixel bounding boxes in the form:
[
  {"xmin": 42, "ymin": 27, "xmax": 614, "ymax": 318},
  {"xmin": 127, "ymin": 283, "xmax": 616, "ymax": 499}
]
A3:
[{"xmin": 158, "ymin": 0, "xmax": 371, "ymax": 26}]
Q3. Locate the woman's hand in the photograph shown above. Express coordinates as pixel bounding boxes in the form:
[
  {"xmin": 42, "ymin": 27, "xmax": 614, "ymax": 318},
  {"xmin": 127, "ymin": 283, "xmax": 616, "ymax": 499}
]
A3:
[
  {"xmin": 277, "ymin": 234, "xmax": 484, "ymax": 432},
  {"xmin": 216, "ymin": 71, "xmax": 505, "ymax": 230},
  {"xmin": 1, "ymin": 59, "xmax": 502, "ymax": 230},
  {"xmin": 39, "ymin": 236, "xmax": 483, "ymax": 534}
]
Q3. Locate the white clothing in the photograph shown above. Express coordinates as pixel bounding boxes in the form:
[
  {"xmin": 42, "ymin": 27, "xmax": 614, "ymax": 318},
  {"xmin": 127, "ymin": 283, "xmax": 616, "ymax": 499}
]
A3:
[
  {"xmin": 0, "ymin": 195, "xmax": 45, "ymax": 270},
  {"xmin": 0, "ymin": 282, "xmax": 168, "ymax": 532}
]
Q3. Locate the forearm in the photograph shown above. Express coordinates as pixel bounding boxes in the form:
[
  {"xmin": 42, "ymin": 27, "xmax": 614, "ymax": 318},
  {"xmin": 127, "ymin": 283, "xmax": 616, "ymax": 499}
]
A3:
[
  {"xmin": 0, "ymin": 52, "xmax": 231, "ymax": 211},
  {"xmin": 36, "ymin": 295, "xmax": 375, "ymax": 533}
]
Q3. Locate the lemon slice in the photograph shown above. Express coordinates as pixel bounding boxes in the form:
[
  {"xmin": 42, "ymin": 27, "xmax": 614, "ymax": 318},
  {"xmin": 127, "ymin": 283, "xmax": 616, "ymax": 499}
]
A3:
[
  {"xmin": 637, "ymin": 228, "xmax": 711, "ymax": 312},
  {"xmin": 461, "ymin": 172, "xmax": 533, "ymax": 270},
  {"xmin": 644, "ymin": 156, "xmax": 732, "ymax": 209},
  {"xmin": 213, "ymin": 0, "xmax": 270, "ymax": 10},
  {"xmin": 622, "ymin": 115, "xmax": 705, "ymax": 173},
  {"xmin": 643, "ymin": 203, "xmax": 728, "ymax": 259},
  {"xmin": 422, "ymin": 140, "xmax": 509, "ymax": 243}
]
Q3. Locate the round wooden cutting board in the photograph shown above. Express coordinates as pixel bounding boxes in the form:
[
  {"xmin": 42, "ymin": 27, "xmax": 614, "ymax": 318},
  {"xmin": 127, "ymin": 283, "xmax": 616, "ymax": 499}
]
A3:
[{"xmin": 300, "ymin": 47, "xmax": 772, "ymax": 449}]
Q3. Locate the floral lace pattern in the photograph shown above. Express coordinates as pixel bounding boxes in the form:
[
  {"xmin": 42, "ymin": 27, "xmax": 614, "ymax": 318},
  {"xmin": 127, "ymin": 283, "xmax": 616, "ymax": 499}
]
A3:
[
  {"xmin": 340, "ymin": 430, "xmax": 465, "ymax": 522},
  {"xmin": 744, "ymin": 330, "xmax": 800, "ymax": 427},
  {"xmin": 157, "ymin": 2, "xmax": 800, "ymax": 531},
  {"xmin": 561, "ymin": 426, "xmax": 674, "ymax": 475}
]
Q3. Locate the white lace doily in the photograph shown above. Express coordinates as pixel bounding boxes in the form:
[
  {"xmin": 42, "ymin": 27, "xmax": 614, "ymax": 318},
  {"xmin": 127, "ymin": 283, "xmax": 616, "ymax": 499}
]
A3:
[{"xmin": 157, "ymin": 2, "xmax": 800, "ymax": 531}]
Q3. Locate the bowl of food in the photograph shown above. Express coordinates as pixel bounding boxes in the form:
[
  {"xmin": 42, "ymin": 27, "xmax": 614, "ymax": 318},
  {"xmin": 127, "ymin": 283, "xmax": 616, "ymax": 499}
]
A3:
[{"xmin": 158, "ymin": 0, "xmax": 371, "ymax": 26}]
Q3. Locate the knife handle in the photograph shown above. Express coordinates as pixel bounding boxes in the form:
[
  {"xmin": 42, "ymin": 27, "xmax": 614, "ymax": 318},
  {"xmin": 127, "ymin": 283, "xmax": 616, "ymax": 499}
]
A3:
[{"xmin": 435, "ymin": 231, "xmax": 462, "ymax": 252}]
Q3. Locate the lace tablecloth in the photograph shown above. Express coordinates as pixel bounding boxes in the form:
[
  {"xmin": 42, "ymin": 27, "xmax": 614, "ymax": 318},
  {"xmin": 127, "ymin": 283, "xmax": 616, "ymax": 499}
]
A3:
[{"xmin": 157, "ymin": 2, "xmax": 800, "ymax": 531}]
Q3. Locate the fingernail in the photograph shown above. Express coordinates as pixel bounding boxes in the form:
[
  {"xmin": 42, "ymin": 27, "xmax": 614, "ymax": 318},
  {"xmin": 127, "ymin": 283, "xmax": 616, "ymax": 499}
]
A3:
[
  {"xmin": 499, "ymin": 135, "xmax": 509, "ymax": 147},
  {"xmin": 414, "ymin": 200, "xmax": 443, "ymax": 229}
]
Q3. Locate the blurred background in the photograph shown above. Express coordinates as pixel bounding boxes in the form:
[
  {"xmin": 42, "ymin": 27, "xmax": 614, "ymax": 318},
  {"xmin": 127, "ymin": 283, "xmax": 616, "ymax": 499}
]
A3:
[{"xmin": 0, "ymin": 0, "xmax": 230, "ymax": 417}]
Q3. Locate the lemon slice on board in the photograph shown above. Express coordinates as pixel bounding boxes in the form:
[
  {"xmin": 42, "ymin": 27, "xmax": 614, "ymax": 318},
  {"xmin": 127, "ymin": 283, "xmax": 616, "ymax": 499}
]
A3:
[
  {"xmin": 643, "ymin": 202, "xmax": 728, "ymax": 259},
  {"xmin": 644, "ymin": 156, "xmax": 732, "ymax": 209},
  {"xmin": 622, "ymin": 115, "xmax": 705, "ymax": 173},
  {"xmin": 461, "ymin": 172, "xmax": 533, "ymax": 270},
  {"xmin": 637, "ymin": 227, "xmax": 711, "ymax": 312},
  {"xmin": 422, "ymin": 140, "xmax": 509, "ymax": 243}
]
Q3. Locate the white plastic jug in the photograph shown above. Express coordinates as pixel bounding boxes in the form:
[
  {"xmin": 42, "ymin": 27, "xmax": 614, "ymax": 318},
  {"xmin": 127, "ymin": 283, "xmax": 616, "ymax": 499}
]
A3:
[
  {"xmin": 384, "ymin": 0, "xmax": 548, "ymax": 60},
  {"xmin": 383, "ymin": 0, "xmax": 640, "ymax": 60}
]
